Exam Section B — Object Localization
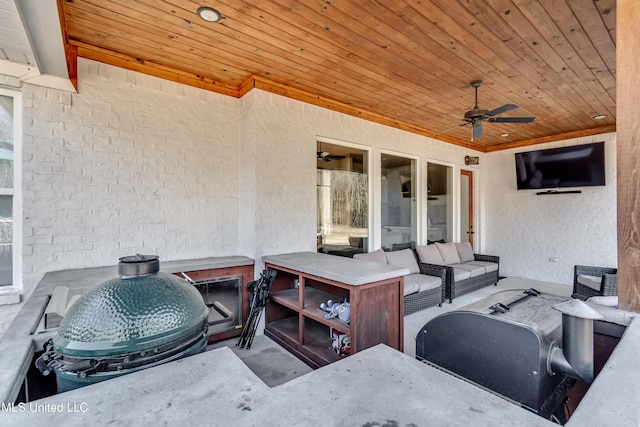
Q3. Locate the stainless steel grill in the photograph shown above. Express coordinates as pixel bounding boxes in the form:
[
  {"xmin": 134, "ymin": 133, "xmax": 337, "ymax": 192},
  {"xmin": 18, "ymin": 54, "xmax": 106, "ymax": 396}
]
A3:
[{"xmin": 416, "ymin": 289, "xmax": 603, "ymax": 421}]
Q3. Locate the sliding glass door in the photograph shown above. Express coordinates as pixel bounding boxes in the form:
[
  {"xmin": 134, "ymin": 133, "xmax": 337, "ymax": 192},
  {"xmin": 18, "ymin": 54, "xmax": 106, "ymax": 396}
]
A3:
[
  {"xmin": 381, "ymin": 154, "xmax": 416, "ymax": 251},
  {"xmin": 317, "ymin": 141, "xmax": 369, "ymax": 256},
  {"xmin": 427, "ymin": 162, "xmax": 453, "ymax": 243}
]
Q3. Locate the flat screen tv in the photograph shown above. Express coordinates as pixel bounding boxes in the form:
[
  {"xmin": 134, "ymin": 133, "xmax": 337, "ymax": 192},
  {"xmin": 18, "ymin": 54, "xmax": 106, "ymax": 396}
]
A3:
[{"xmin": 515, "ymin": 142, "xmax": 605, "ymax": 190}]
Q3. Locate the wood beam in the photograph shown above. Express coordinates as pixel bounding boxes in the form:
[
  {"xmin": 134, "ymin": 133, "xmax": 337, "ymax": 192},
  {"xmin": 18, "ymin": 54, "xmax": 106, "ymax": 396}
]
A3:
[
  {"xmin": 56, "ymin": 0, "xmax": 77, "ymax": 91},
  {"xmin": 484, "ymin": 125, "xmax": 617, "ymax": 152},
  {"xmin": 617, "ymin": 0, "xmax": 640, "ymax": 312},
  {"xmin": 252, "ymin": 76, "xmax": 488, "ymax": 152},
  {"xmin": 72, "ymin": 42, "xmax": 240, "ymax": 98}
]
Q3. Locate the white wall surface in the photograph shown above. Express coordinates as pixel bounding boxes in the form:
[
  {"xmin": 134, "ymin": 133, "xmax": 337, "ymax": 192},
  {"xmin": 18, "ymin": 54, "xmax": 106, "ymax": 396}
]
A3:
[
  {"xmin": 481, "ymin": 133, "xmax": 617, "ymax": 286},
  {"xmin": 249, "ymin": 90, "xmax": 476, "ymax": 267},
  {"xmin": 21, "ymin": 59, "xmax": 241, "ymax": 292}
]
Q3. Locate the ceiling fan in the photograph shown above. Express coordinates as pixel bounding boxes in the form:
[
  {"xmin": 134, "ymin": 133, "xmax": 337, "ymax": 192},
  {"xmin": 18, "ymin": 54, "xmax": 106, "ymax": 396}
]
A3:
[
  {"xmin": 432, "ymin": 81, "xmax": 536, "ymax": 141},
  {"xmin": 317, "ymin": 143, "xmax": 346, "ymax": 162}
]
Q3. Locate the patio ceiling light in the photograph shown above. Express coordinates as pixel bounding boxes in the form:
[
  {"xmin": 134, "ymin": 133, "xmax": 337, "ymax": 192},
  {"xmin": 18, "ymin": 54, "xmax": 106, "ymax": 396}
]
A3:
[{"xmin": 197, "ymin": 6, "xmax": 222, "ymax": 22}]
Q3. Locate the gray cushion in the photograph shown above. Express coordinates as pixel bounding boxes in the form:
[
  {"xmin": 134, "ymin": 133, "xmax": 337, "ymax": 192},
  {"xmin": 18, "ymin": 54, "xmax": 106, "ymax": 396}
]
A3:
[
  {"xmin": 353, "ymin": 249, "xmax": 387, "ymax": 265},
  {"xmin": 385, "ymin": 249, "xmax": 420, "ymax": 274},
  {"xmin": 452, "ymin": 268, "xmax": 471, "ymax": 281},
  {"xmin": 416, "ymin": 244, "xmax": 444, "ymax": 265},
  {"xmin": 435, "ymin": 242, "xmax": 461, "ymax": 265},
  {"xmin": 455, "ymin": 242, "xmax": 475, "ymax": 263},
  {"xmin": 404, "ymin": 273, "xmax": 442, "ymax": 292},
  {"xmin": 577, "ymin": 274, "xmax": 602, "ymax": 291},
  {"xmin": 401, "ymin": 275, "xmax": 421, "ymax": 296},
  {"xmin": 450, "ymin": 263, "xmax": 485, "ymax": 278},
  {"xmin": 465, "ymin": 261, "xmax": 498, "ymax": 273},
  {"xmin": 587, "ymin": 296, "xmax": 618, "ymax": 307}
]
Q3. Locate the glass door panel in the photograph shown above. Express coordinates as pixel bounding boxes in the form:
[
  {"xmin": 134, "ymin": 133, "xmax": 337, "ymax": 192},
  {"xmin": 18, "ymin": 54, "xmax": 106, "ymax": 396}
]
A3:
[
  {"xmin": 427, "ymin": 163, "xmax": 453, "ymax": 243},
  {"xmin": 460, "ymin": 170, "xmax": 473, "ymax": 245},
  {"xmin": 381, "ymin": 154, "xmax": 416, "ymax": 251},
  {"xmin": 317, "ymin": 141, "xmax": 368, "ymax": 256}
]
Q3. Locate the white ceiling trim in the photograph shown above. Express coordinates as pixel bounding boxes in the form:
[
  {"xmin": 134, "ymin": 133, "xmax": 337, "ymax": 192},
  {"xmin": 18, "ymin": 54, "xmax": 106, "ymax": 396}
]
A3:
[{"xmin": 0, "ymin": 0, "xmax": 75, "ymax": 92}]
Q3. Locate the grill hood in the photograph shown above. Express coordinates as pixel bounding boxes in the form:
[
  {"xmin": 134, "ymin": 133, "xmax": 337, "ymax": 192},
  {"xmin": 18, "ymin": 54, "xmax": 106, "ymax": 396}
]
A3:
[
  {"xmin": 54, "ymin": 255, "xmax": 208, "ymax": 358},
  {"xmin": 37, "ymin": 255, "xmax": 209, "ymax": 393}
]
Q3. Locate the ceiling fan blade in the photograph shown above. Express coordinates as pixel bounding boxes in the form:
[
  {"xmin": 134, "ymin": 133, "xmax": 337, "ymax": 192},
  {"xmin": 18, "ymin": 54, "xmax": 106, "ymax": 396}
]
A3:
[
  {"xmin": 430, "ymin": 121, "xmax": 471, "ymax": 137},
  {"xmin": 485, "ymin": 103, "xmax": 519, "ymax": 117},
  {"xmin": 488, "ymin": 116, "xmax": 536, "ymax": 123},
  {"xmin": 472, "ymin": 121, "xmax": 483, "ymax": 140}
]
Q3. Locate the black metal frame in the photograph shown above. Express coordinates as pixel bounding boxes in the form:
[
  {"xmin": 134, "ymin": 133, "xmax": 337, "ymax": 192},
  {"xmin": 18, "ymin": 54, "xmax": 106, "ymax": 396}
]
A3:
[{"xmin": 416, "ymin": 253, "xmax": 500, "ymax": 303}]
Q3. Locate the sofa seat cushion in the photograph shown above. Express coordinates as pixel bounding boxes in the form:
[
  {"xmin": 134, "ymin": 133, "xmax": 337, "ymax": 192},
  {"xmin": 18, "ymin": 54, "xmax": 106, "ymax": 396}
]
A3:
[
  {"xmin": 435, "ymin": 242, "xmax": 461, "ymax": 265},
  {"xmin": 416, "ymin": 244, "xmax": 444, "ymax": 265},
  {"xmin": 406, "ymin": 273, "xmax": 442, "ymax": 292},
  {"xmin": 465, "ymin": 261, "xmax": 499, "ymax": 273},
  {"xmin": 577, "ymin": 274, "xmax": 602, "ymax": 291},
  {"xmin": 450, "ymin": 263, "xmax": 485, "ymax": 278},
  {"xmin": 452, "ymin": 268, "xmax": 471, "ymax": 281},
  {"xmin": 402, "ymin": 275, "xmax": 421, "ymax": 296},
  {"xmin": 353, "ymin": 249, "xmax": 387, "ymax": 264},
  {"xmin": 385, "ymin": 248, "xmax": 420, "ymax": 274}
]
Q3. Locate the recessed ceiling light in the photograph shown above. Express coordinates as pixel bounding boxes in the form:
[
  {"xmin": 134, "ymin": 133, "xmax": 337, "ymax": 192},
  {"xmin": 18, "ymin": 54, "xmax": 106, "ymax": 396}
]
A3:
[
  {"xmin": 197, "ymin": 6, "xmax": 221, "ymax": 22},
  {"xmin": 593, "ymin": 114, "xmax": 607, "ymax": 120},
  {"xmin": 500, "ymin": 133, "xmax": 510, "ymax": 137}
]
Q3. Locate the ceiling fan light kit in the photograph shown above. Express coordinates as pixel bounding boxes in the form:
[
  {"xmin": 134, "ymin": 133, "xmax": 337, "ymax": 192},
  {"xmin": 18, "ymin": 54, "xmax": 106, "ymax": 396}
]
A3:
[{"xmin": 432, "ymin": 81, "xmax": 536, "ymax": 141}]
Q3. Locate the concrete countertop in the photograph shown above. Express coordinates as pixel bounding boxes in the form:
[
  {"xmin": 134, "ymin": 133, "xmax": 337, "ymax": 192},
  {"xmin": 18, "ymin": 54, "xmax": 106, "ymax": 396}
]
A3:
[
  {"xmin": 1, "ymin": 344, "xmax": 553, "ymax": 426},
  {"xmin": 263, "ymin": 251, "xmax": 409, "ymax": 286},
  {"xmin": 5, "ymin": 319, "xmax": 638, "ymax": 426},
  {"xmin": 0, "ymin": 256, "xmax": 254, "ymax": 404}
]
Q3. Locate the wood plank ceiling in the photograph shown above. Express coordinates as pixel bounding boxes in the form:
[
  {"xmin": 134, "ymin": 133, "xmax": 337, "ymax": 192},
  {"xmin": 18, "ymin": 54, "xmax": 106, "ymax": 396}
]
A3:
[{"xmin": 59, "ymin": 0, "xmax": 616, "ymax": 152}]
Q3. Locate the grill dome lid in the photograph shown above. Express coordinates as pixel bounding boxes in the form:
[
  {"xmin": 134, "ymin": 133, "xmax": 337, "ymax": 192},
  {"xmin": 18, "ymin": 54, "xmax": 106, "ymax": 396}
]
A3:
[{"xmin": 53, "ymin": 255, "xmax": 208, "ymax": 358}]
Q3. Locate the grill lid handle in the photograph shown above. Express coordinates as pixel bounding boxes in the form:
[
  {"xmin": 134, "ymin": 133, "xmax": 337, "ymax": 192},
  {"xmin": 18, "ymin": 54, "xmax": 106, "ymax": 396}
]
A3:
[{"xmin": 118, "ymin": 254, "xmax": 160, "ymax": 276}]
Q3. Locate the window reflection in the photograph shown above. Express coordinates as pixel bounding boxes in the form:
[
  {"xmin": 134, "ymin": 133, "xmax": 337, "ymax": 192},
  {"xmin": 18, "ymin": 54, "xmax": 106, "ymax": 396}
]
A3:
[
  {"xmin": 317, "ymin": 142, "xmax": 368, "ymax": 256},
  {"xmin": 381, "ymin": 154, "xmax": 416, "ymax": 251},
  {"xmin": 0, "ymin": 94, "xmax": 13, "ymax": 286},
  {"xmin": 427, "ymin": 163, "xmax": 453, "ymax": 243},
  {"xmin": 0, "ymin": 196, "xmax": 12, "ymax": 286}
]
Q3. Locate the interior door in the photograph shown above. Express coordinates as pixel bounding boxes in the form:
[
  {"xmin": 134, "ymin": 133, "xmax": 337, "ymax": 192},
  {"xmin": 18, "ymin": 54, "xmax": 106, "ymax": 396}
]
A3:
[{"xmin": 460, "ymin": 170, "xmax": 473, "ymax": 245}]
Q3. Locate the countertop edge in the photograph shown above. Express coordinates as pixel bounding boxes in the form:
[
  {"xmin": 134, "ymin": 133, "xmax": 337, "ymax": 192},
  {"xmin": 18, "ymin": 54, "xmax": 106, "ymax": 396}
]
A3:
[{"xmin": 263, "ymin": 252, "xmax": 408, "ymax": 286}]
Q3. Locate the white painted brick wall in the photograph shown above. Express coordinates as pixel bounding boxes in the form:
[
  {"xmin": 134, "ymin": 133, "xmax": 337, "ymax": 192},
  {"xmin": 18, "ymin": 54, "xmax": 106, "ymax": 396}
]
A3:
[
  {"xmin": 21, "ymin": 58, "xmax": 241, "ymax": 293},
  {"xmin": 250, "ymin": 89, "xmax": 476, "ymax": 267},
  {"xmin": 482, "ymin": 133, "xmax": 617, "ymax": 286}
]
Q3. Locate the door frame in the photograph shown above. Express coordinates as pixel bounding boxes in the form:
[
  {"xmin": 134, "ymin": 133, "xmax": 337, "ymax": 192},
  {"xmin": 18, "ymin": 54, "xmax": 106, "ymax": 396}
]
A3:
[{"xmin": 460, "ymin": 169, "xmax": 474, "ymax": 246}]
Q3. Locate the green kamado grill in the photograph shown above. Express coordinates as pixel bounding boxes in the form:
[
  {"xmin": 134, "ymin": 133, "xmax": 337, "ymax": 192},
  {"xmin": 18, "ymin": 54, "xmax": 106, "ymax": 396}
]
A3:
[{"xmin": 36, "ymin": 255, "xmax": 209, "ymax": 393}]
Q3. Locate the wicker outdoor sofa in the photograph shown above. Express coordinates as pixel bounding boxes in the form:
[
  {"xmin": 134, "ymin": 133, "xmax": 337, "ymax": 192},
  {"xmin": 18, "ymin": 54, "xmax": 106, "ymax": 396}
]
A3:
[
  {"xmin": 414, "ymin": 242, "xmax": 500, "ymax": 303},
  {"xmin": 353, "ymin": 248, "xmax": 446, "ymax": 315},
  {"xmin": 572, "ymin": 265, "xmax": 618, "ymax": 299}
]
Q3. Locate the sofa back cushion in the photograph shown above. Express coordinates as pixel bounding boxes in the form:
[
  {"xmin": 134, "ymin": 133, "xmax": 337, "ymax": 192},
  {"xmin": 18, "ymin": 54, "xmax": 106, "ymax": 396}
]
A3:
[
  {"xmin": 385, "ymin": 248, "xmax": 420, "ymax": 274},
  {"xmin": 435, "ymin": 242, "xmax": 461, "ymax": 265},
  {"xmin": 353, "ymin": 248, "xmax": 387, "ymax": 264},
  {"xmin": 416, "ymin": 244, "xmax": 445, "ymax": 265},
  {"xmin": 455, "ymin": 242, "xmax": 475, "ymax": 263}
]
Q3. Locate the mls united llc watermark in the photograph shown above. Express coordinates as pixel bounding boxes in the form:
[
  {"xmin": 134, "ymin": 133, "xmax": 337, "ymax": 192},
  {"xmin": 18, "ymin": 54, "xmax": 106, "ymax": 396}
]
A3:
[{"xmin": 1, "ymin": 402, "xmax": 88, "ymax": 413}]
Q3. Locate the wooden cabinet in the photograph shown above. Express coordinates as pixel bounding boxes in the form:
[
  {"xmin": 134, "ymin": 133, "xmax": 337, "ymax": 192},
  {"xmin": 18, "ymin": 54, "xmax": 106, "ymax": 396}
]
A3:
[{"xmin": 264, "ymin": 260, "xmax": 404, "ymax": 369}]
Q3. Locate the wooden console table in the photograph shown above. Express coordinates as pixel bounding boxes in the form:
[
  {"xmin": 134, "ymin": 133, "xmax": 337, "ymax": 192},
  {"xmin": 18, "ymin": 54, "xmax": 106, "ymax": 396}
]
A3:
[{"xmin": 263, "ymin": 252, "xmax": 407, "ymax": 368}]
